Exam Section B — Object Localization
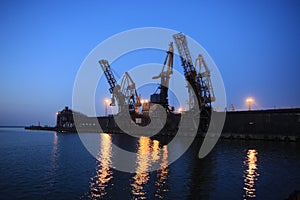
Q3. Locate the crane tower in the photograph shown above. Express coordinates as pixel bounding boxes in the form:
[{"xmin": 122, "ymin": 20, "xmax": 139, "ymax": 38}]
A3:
[
  {"xmin": 173, "ymin": 33, "xmax": 213, "ymax": 131},
  {"xmin": 151, "ymin": 42, "xmax": 174, "ymax": 111}
]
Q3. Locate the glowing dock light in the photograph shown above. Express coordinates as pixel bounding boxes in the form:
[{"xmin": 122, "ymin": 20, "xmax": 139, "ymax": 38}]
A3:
[
  {"xmin": 246, "ymin": 97, "xmax": 254, "ymax": 111},
  {"xmin": 141, "ymin": 99, "xmax": 149, "ymax": 104},
  {"xmin": 178, "ymin": 107, "xmax": 183, "ymax": 114},
  {"xmin": 104, "ymin": 99, "xmax": 110, "ymax": 116}
]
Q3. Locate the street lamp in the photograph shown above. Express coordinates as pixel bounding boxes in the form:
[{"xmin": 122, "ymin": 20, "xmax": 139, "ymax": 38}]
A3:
[
  {"xmin": 178, "ymin": 107, "xmax": 183, "ymax": 114},
  {"xmin": 104, "ymin": 99, "xmax": 110, "ymax": 116},
  {"xmin": 246, "ymin": 98, "xmax": 254, "ymax": 111}
]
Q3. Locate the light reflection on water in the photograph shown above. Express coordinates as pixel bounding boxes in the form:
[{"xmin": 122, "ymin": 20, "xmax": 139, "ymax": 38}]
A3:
[
  {"xmin": 243, "ymin": 149, "xmax": 259, "ymax": 199},
  {"xmin": 155, "ymin": 145, "xmax": 169, "ymax": 199},
  {"xmin": 1, "ymin": 129, "xmax": 300, "ymax": 199},
  {"xmin": 88, "ymin": 135, "xmax": 169, "ymax": 199},
  {"xmin": 51, "ymin": 133, "xmax": 59, "ymax": 172},
  {"xmin": 130, "ymin": 137, "xmax": 169, "ymax": 199},
  {"xmin": 131, "ymin": 136, "xmax": 152, "ymax": 198},
  {"xmin": 46, "ymin": 132, "xmax": 59, "ymax": 195},
  {"xmin": 89, "ymin": 134, "xmax": 113, "ymax": 198}
]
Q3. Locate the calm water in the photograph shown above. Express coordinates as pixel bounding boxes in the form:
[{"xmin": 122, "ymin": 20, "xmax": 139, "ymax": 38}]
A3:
[{"xmin": 0, "ymin": 128, "xmax": 299, "ymax": 199}]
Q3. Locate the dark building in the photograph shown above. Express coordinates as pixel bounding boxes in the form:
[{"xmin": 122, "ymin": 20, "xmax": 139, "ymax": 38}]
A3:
[
  {"xmin": 56, "ymin": 106, "xmax": 89, "ymax": 128},
  {"xmin": 56, "ymin": 106, "xmax": 74, "ymax": 128}
]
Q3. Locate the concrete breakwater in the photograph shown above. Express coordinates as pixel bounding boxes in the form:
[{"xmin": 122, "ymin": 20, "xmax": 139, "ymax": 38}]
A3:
[
  {"xmin": 220, "ymin": 133, "xmax": 299, "ymax": 142},
  {"xmin": 221, "ymin": 108, "xmax": 300, "ymax": 142},
  {"xmin": 26, "ymin": 107, "xmax": 300, "ymax": 142}
]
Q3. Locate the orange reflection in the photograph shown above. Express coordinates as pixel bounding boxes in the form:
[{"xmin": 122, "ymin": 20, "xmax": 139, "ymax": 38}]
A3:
[
  {"xmin": 152, "ymin": 140, "xmax": 160, "ymax": 162},
  {"xmin": 243, "ymin": 149, "xmax": 259, "ymax": 199},
  {"xmin": 131, "ymin": 137, "xmax": 170, "ymax": 199},
  {"xmin": 131, "ymin": 137, "xmax": 152, "ymax": 198},
  {"xmin": 90, "ymin": 134, "xmax": 113, "ymax": 199},
  {"xmin": 155, "ymin": 145, "xmax": 169, "ymax": 199}
]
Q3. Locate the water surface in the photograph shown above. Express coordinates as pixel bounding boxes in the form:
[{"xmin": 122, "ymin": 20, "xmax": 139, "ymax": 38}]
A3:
[{"xmin": 0, "ymin": 128, "xmax": 299, "ymax": 199}]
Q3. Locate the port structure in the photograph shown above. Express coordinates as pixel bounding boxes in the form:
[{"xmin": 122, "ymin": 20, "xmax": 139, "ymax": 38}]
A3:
[
  {"xmin": 99, "ymin": 60, "xmax": 141, "ymax": 114},
  {"xmin": 194, "ymin": 54, "xmax": 216, "ymax": 103},
  {"xmin": 150, "ymin": 42, "xmax": 174, "ymax": 112},
  {"xmin": 120, "ymin": 72, "xmax": 142, "ymax": 113},
  {"xmin": 98, "ymin": 34, "xmax": 215, "ymax": 131},
  {"xmin": 173, "ymin": 33, "xmax": 214, "ymax": 131}
]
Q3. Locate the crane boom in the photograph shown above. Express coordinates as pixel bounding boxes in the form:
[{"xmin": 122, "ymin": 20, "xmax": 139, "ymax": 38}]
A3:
[
  {"xmin": 99, "ymin": 59, "xmax": 141, "ymax": 113},
  {"xmin": 173, "ymin": 33, "xmax": 213, "ymax": 132},
  {"xmin": 195, "ymin": 54, "xmax": 216, "ymax": 102},
  {"xmin": 99, "ymin": 60, "xmax": 117, "ymax": 94},
  {"xmin": 173, "ymin": 34, "xmax": 193, "ymax": 67},
  {"xmin": 173, "ymin": 33, "xmax": 203, "ymax": 110}
]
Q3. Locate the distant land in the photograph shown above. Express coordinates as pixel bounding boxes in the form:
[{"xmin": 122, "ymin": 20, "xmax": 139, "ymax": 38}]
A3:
[{"xmin": 0, "ymin": 126, "xmax": 25, "ymax": 128}]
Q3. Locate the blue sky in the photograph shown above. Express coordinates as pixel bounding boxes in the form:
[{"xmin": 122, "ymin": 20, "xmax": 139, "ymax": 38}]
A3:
[{"xmin": 0, "ymin": 0, "xmax": 300, "ymax": 125}]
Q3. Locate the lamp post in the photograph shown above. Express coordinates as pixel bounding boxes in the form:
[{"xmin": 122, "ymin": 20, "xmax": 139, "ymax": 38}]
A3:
[
  {"xmin": 104, "ymin": 99, "xmax": 109, "ymax": 116},
  {"xmin": 178, "ymin": 107, "xmax": 183, "ymax": 114},
  {"xmin": 246, "ymin": 98, "xmax": 254, "ymax": 111}
]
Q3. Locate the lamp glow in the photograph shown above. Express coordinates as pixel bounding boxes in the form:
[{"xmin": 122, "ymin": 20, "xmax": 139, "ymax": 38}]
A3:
[
  {"xmin": 104, "ymin": 99, "xmax": 110, "ymax": 116},
  {"xmin": 246, "ymin": 97, "xmax": 254, "ymax": 111},
  {"xmin": 178, "ymin": 107, "xmax": 183, "ymax": 114}
]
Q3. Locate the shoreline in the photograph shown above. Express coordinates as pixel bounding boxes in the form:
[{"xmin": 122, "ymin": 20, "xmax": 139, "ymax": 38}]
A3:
[{"xmin": 24, "ymin": 125, "xmax": 300, "ymax": 142}]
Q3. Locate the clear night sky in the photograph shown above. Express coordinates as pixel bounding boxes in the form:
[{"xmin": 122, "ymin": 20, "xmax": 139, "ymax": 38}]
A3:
[{"xmin": 0, "ymin": 1, "xmax": 300, "ymax": 126}]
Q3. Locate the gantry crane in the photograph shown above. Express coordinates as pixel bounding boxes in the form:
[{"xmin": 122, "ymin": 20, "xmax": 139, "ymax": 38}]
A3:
[
  {"xmin": 194, "ymin": 54, "xmax": 216, "ymax": 102},
  {"xmin": 150, "ymin": 42, "xmax": 174, "ymax": 111},
  {"xmin": 99, "ymin": 59, "xmax": 141, "ymax": 114},
  {"xmin": 173, "ymin": 33, "xmax": 213, "ymax": 131},
  {"xmin": 120, "ymin": 72, "xmax": 141, "ymax": 113}
]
